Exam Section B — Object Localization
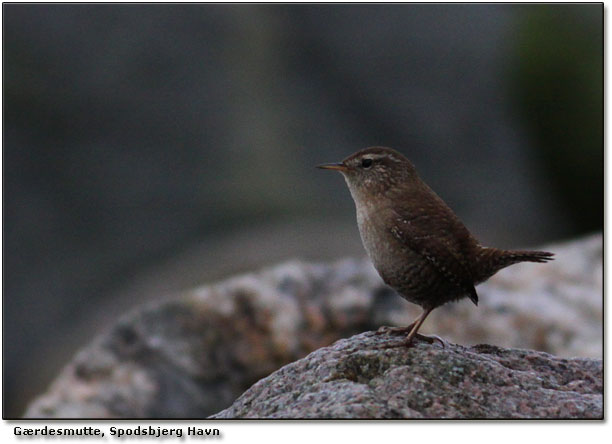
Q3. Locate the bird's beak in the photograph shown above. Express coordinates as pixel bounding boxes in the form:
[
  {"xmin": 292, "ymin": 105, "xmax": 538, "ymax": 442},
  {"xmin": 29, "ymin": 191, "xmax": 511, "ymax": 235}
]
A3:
[{"xmin": 317, "ymin": 162, "xmax": 347, "ymax": 172}]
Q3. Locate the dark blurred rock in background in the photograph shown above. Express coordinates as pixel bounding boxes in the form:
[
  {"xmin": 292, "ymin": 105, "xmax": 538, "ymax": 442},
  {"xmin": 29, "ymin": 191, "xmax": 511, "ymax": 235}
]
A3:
[{"xmin": 3, "ymin": 4, "xmax": 602, "ymax": 416}]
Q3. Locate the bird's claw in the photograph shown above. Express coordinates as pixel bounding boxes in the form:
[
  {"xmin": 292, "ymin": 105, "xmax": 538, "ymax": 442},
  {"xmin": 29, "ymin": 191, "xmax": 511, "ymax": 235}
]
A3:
[
  {"xmin": 419, "ymin": 335, "xmax": 446, "ymax": 348},
  {"xmin": 377, "ymin": 333, "xmax": 446, "ymax": 349},
  {"xmin": 375, "ymin": 325, "xmax": 414, "ymax": 336},
  {"xmin": 417, "ymin": 333, "xmax": 447, "ymax": 348},
  {"xmin": 378, "ymin": 339, "xmax": 415, "ymax": 349}
]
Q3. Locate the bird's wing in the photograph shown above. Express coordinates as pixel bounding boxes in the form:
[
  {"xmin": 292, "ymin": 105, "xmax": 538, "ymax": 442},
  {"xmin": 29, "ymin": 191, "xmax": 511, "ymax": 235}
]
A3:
[{"xmin": 390, "ymin": 210, "xmax": 479, "ymax": 305}]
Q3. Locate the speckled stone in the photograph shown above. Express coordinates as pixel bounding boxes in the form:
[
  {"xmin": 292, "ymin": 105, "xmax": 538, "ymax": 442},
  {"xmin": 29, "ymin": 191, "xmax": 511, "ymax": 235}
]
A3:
[{"xmin": 212, "ymin": 332, "xmax": 602, "ymax": 419}]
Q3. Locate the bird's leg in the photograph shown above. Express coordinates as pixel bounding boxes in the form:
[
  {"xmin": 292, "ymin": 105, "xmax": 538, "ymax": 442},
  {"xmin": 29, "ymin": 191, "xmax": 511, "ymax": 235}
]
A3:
[
  {"xmin": 403, "ymin": 308, "xmax": 433, "ymax": 343},
  {"xmin": 379, "ymin": 308, "xmax": 444, "ymax": 348}
]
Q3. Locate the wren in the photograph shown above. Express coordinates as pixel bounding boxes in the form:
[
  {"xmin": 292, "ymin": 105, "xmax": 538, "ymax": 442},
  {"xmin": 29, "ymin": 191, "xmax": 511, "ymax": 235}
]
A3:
[{"xmin": 318, "ymin": 146, "xmax": 554, "ymax": 347}]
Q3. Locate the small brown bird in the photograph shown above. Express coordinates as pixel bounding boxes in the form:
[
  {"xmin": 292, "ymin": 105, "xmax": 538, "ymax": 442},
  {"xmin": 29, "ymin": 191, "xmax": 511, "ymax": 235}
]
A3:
[{"xmin": 318, "ymin": 147, "xmax": 554, "ymax": 347}]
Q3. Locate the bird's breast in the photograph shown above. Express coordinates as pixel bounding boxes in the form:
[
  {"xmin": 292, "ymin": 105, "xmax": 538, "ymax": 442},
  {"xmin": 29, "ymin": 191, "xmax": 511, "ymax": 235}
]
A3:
[{"xmin": 354, "ymin": 199, "xmax": 402, "ymax": 272}]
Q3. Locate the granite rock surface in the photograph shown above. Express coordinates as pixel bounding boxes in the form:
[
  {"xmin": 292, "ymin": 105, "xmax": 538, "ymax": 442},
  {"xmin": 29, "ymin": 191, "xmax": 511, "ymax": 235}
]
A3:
[{"xmin": 213, "ymin": 332, "xmax": 603, "ymax": 419}]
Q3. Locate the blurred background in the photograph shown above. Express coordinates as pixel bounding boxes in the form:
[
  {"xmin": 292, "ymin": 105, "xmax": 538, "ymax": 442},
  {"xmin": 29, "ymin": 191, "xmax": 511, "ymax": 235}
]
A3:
[{"xmin": 3, "ymin": 4, "xmax": 602, "ymax": 417}]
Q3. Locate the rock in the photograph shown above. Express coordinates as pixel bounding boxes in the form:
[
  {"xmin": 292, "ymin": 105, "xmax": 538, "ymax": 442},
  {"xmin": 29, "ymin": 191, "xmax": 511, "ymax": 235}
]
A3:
[
  {"xmin": 213, "ymin": 332, "xmax": 603, "ymax": 419},
  {"xmin": 24, "ymin": 260, "xmax": 383, "ymax": 418},
  {"xmin": 24, "ymin": 234, "xmax": 601, "ymax": 418}
]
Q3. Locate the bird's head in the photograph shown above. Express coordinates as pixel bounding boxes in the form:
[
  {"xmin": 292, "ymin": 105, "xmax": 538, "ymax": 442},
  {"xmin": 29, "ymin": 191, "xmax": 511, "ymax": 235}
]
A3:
[{"xmin": 317, "ymin": 147, "xmax": 418, "ymax": 198}]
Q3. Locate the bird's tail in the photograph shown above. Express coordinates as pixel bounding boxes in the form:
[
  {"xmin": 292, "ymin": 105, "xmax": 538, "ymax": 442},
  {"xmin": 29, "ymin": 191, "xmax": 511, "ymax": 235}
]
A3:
[
  {"xmin": 502, "ymin": 249, "xmax": 555, "ymax": 264},
  {"xmin": 474, "ymin": 247, "xmax": 554, "ymax": 283}
]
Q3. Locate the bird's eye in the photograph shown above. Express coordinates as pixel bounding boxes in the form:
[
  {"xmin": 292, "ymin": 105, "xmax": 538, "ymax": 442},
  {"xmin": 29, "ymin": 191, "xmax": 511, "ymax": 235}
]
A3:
[{"xmin": 361, "ymin": 158, "xmax": 373, "ymax": 168}]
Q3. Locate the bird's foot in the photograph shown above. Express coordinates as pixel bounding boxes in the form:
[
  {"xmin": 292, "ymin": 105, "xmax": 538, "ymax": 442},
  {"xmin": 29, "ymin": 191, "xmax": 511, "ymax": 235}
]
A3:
[
  {"xmin": 416, "ymin": 333, "xmax": 447, "ymax": 348},
  {"xmin": 377, "ymin": 333, "xmax": 446, "ymax": 349},
  {"xmin": 375, "ymin": 324, "xmax": 415, "ymax": 336}
]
